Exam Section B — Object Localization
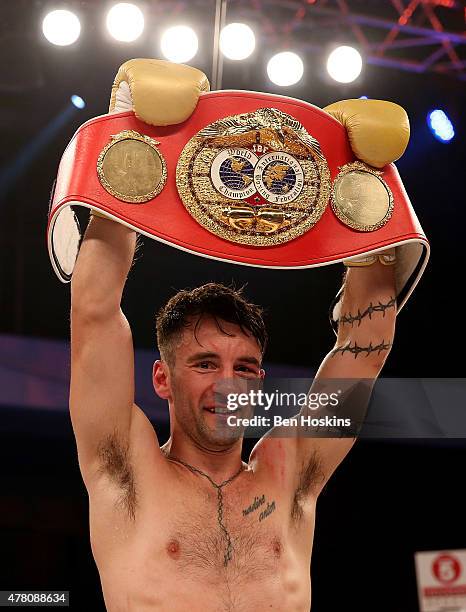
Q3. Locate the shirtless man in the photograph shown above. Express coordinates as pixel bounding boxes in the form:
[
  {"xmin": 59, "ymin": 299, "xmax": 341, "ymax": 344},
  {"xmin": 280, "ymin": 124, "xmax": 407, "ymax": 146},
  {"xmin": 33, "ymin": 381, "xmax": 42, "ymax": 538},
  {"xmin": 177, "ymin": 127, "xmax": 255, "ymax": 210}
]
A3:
[
  {"xmin": 62, "ymin": 58, "xmax": 408, "ymax": 611},
  {"xmin": 69, "ymin": 210, "xmax": 396, "ymax": 610}
]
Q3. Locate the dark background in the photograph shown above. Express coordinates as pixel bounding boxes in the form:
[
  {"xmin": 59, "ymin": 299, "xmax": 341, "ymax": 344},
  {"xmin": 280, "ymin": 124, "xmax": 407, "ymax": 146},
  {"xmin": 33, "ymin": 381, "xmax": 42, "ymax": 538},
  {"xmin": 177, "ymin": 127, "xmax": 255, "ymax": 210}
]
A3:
[{"xmin": 1, "ymin": 1, "xmax": 465, "ymax": 610}]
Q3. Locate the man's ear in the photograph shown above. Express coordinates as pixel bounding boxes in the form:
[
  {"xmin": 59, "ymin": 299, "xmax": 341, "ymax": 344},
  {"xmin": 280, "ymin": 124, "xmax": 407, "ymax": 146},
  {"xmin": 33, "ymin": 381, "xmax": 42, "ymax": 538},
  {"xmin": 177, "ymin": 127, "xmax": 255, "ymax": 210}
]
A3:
[
  {"xmin": 152, "ymin": 359, "xmax": 171, "ymax": 400},
  {"xmin": 259, "ymin": 368, "xmax": 266, "ymax": 379}
]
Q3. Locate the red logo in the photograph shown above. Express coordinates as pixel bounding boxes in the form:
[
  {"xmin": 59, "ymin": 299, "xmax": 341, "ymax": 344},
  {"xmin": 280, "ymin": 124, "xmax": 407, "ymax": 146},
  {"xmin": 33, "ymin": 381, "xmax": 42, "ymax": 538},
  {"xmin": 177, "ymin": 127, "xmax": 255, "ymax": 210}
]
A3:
[{"xmin": 432, "ymin": 554, "xmax": 462, "ymax": 584}]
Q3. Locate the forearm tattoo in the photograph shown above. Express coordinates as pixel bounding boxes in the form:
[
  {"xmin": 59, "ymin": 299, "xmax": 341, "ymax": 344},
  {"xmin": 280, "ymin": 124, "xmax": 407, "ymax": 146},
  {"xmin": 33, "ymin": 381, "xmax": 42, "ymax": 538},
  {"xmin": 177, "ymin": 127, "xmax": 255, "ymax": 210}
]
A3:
[
  {"xmin": 330, "ymin": 339, "xmax": 393, "ymax": 359},
  {"xmin": 339, "ymin": 296, "xmax": 396, "ymax": 328}
]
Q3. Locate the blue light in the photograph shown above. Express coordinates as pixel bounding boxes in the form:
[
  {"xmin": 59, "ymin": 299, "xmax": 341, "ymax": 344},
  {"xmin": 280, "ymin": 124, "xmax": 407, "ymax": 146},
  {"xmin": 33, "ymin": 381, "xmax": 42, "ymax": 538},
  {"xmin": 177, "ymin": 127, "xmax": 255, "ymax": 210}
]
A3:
[
  {"xmin": 359, "ymin": 95, "xmax": 368, "ymax": 99},
  {"xmin": 428, "ymin": 109, "xmax": 455, "ymax": 143},
  {"xmin": 71, "ymin": 94, "xmax": 86, "ymax": 109}
]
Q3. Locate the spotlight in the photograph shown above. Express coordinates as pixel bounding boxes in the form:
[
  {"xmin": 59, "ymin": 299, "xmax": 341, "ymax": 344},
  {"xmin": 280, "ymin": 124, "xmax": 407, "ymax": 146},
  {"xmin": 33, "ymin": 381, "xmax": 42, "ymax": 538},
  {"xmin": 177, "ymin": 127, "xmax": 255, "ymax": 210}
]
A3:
[
  {"xmin": 327, "ymin": 46, "xmax": 362, "ymax": 83},
  {"xmin": 42, "ymin": 10, "xmax": 81, "ymax": 46},
  {"xmin": 220, "ymin": 23, "xmax": 255, "ymax": 60},
  {"xmin": 160, "ymin": 26, "xmax": 198, "ymax": 63},
  {"xmin": 106, "ymin": 3, "xmax": 144, "ymax": 42},
  {"xmin": 428, "ymin": 110, "xmax": 455, "ymax": 143},
  {"xmin": 71, "ymin": 95, "xmax": 86, "ymax": 109},
  {"xmin": 267, "ymin": 52, "xmax": 304, "ymax": 87}
]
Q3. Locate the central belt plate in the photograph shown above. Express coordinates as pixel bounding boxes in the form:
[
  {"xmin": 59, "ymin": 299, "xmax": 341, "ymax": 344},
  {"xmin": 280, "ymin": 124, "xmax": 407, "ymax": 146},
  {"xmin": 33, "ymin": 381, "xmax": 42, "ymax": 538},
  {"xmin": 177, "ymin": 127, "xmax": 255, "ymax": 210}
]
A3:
[{"xmin": 176, "ymin": 108, "xmax": 331, "ymax": 246}]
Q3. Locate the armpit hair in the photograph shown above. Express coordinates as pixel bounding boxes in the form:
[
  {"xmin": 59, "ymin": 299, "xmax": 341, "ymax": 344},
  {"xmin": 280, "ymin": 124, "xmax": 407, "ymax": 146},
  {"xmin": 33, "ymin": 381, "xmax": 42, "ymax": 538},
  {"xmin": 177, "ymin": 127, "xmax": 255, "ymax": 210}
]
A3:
[
  {"xmin": 291, "ymin": 450, "xmax": 324, "ymax": 522},
  {"xmin": 97, "ymin": 430, "xmax": 137, "ymax": 520}
]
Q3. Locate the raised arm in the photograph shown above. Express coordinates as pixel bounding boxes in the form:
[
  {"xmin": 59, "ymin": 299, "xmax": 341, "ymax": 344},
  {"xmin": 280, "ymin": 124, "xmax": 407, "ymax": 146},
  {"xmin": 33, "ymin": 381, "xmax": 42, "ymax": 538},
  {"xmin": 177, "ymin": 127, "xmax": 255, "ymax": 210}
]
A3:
[
  {"xmin": 296, "ymin": 251, "xmax": 397, "ymax": 492},
  {"xmin": 69, "ymin": 216, "xmax": 145, "ymax": 487},
  {"xmin": 290, "ymin": 98, "xmax": 409, "ymax": 494},
  {"xmin": 67, "ymin": 60, "xmax": 209, "ymax": 490}
]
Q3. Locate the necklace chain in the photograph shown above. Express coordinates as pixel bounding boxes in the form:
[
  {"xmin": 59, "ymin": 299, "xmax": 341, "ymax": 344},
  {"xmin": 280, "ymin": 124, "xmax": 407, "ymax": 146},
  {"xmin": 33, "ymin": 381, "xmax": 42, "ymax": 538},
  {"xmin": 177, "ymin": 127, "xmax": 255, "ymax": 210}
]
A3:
[{"xmin": 163, "ymin": 451, "xmax": 246, "ymax": 566}]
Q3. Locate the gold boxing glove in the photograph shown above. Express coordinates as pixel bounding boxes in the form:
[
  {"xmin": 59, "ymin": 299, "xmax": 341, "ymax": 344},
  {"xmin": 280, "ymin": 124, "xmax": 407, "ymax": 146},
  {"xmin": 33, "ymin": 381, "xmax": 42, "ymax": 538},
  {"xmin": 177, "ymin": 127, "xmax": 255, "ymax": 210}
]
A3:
[
  {"xmin": 90, "ymin": 58, "xmax": 210, "ymax": 221},
  {"xmin": 323, "ymin": 99, "xmax": 410, "ymax": 168},
  {"xmin": 90, "ymin": 210, "xmax": 108, "ymax": 219},
  {"xmin": 108, "ymin": 58, "xmax": 210, "ymax": 126},
  {"xmin": 343, "ymin": 247, "xmax": 397, "ymax": 267}
]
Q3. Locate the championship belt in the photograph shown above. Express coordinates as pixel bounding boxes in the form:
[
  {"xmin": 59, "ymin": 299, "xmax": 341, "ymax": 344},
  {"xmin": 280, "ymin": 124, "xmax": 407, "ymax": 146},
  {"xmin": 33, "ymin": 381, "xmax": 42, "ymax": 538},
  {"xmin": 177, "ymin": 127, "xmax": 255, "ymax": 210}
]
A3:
[{"xmin": 46, "ymin": 90, "xmax": 429, "ymax": 321}]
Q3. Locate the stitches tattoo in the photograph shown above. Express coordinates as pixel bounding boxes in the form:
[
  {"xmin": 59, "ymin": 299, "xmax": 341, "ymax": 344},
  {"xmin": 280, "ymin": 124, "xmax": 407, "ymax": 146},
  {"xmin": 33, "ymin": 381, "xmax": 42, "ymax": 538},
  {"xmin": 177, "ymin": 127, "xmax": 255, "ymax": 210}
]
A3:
[
  {"xmin": 339, "ymin": 296, "xmax": 396, "ymax": 327},
  {"xmin": 330, "ymin": 339, "xmax": 393, "ymax": 359}
]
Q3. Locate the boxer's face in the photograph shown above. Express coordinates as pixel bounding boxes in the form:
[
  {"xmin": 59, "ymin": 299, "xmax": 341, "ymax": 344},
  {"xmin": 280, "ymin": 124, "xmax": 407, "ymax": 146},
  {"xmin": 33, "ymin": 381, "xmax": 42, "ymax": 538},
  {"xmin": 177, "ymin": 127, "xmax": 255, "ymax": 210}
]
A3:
[{"xmin": 155, "ymin": 316, "xmax": 264, "ymax": 450}]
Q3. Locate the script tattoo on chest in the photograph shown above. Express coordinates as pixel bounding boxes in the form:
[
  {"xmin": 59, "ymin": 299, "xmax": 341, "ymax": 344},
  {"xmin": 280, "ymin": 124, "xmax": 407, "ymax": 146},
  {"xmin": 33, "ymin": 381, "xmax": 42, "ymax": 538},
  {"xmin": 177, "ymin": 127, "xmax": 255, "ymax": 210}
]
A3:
[
  {"xmin": 259, "ymin": 500, "xmax": 276, "ymax": 522},
  {"xmin": 242, "ymin": 494, "xmax": 276, "ymax": 522}
]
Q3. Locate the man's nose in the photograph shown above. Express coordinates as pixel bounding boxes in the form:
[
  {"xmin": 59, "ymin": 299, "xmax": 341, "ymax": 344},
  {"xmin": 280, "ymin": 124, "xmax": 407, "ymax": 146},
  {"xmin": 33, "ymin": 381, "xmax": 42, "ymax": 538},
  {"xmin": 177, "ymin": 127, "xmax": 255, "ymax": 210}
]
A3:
[{"xmin": 212, "ymin": 371, "xmax": 249, "ymax": 399}]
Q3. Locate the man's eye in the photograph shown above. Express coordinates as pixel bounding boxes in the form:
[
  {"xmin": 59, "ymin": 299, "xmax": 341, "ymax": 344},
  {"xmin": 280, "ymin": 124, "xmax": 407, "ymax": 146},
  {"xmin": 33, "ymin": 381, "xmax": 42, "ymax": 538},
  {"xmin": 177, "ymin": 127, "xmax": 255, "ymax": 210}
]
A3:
[
  {"xmin": 198, "ymin": 362, "xmax": 214, "ymax": 369},
  {"xmin": 236, "ymin": 366, "xmax": 256, "ymax": 374}
]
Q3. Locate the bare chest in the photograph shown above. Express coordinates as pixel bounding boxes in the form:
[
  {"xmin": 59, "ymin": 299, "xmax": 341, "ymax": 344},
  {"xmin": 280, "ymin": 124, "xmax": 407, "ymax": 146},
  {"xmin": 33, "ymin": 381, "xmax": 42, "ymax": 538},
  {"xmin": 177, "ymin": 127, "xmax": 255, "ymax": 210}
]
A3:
[
  {"xmin": 92, "ymin": 459, "xmax": 317, "ymax": 611},
  {"xmin": 145, "ymin": 480, "xmax": 288, "ymax": 583}
]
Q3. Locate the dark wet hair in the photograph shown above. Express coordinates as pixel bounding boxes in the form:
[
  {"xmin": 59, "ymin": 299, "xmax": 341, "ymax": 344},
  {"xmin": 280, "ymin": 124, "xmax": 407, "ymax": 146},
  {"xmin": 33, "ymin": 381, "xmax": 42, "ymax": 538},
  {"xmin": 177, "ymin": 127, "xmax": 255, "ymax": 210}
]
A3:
[{"xmin": 155, "ymin": 283, "xmax": 267, "ymax": 366}]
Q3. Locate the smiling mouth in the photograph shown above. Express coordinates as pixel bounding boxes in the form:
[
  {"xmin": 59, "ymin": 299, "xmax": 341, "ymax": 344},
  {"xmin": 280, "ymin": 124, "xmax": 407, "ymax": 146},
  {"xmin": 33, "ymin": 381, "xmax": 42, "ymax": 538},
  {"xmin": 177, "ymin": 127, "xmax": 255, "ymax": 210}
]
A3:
[{"xmin": 203, "ymin": 406, "xmax": 238, "ymax": 415}]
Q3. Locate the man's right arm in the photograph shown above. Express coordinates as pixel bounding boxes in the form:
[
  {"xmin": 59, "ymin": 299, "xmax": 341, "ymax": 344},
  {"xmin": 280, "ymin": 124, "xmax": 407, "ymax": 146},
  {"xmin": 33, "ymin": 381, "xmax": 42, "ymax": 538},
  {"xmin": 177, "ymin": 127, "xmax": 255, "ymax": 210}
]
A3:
[
  {"xmin": 69, "ymin": 216, "xmax": 145, "ymax": 487},
  {"xmin": 67, "ymin": 58, "xmax": 209, "ymax": 487}
]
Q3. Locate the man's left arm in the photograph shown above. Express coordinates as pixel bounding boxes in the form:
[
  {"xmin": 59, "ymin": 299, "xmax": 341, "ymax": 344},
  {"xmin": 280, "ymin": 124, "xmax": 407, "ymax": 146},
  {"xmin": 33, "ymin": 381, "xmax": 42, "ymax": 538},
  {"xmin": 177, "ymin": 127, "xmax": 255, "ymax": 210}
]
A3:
[{"xmin": 296, "ymin": 249, "xmax": 397, "ymax": 493}]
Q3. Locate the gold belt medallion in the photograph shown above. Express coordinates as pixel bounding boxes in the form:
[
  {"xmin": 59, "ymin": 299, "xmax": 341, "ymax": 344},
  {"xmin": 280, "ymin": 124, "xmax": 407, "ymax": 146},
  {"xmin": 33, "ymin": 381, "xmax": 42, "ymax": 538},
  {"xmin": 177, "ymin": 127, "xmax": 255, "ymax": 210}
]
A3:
[
  {"xmin": 176, "ymin": 108, "xmax": 331, "ymax": 246},
  {"xmin": 97, "ymin": 130, "xmax": 167, "ymax": 203},
  {"xmin": 331, "ymin": 161, "xmax": 394, "ymax": 232}
]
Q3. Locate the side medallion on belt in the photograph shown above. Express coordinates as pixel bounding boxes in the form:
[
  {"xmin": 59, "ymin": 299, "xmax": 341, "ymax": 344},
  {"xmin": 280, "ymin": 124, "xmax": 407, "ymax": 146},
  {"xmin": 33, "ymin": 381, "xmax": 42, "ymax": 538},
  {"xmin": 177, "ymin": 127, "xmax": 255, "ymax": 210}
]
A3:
[
  {"xmin": 97, "ymin": 130, "xmax": 167, "ymax": 203},
  {"xmin": 331, "ymin": 161, "xmax": 394, "ymax": 232}
]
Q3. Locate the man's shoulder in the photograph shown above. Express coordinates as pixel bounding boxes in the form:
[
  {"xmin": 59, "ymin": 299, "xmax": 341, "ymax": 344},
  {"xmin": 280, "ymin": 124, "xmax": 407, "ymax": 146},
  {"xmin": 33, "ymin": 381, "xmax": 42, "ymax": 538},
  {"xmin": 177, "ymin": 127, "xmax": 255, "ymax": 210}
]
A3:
[{"xmin": 248, "ymin": 435, "xmax": 301, "ymax": 480}]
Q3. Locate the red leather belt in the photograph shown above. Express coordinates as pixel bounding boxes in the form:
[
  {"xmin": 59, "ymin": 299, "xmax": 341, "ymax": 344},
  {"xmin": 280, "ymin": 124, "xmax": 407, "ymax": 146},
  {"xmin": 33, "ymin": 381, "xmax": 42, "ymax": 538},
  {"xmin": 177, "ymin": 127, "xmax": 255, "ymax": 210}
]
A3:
[{"xmin": 47, "ymin": 90, "xmax": 429, "ymax": 316}]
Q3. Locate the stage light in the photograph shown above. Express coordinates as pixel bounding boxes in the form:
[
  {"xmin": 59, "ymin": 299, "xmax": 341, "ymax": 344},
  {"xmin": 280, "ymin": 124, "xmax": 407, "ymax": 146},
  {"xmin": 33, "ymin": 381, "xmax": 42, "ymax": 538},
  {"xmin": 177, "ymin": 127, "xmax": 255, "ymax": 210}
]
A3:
[
  {"xmin": 220, "ymin": 23, "xmax": 255, "ymax": 60},
  {"xmin": 428, "ymin": 110, "xmax": 455, "ymax": 143},
  {"xmin": 42, "ymin": 10, "xmax": 81, "ymax": 46},
  {"xmin": 326, "ymin": 46, "xmax": 362, "ymax": 83},
  {"xmin": 267, "ymin": 52, "xmax": 304, "ymax": 86},
  {"xmin": 106, "ymin": 3, "xmax": 144, "ymax": 42},
  {"xmin": 160, "ymin": 26, "xmax": 198, "ymax": 63},
  {"xmin": 360, "ymin": 95, "xmax": 368, "ymax": 99},
  {"xmin": 71, "ymin": 95, "xmax": 86, "ymax": 109}
]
